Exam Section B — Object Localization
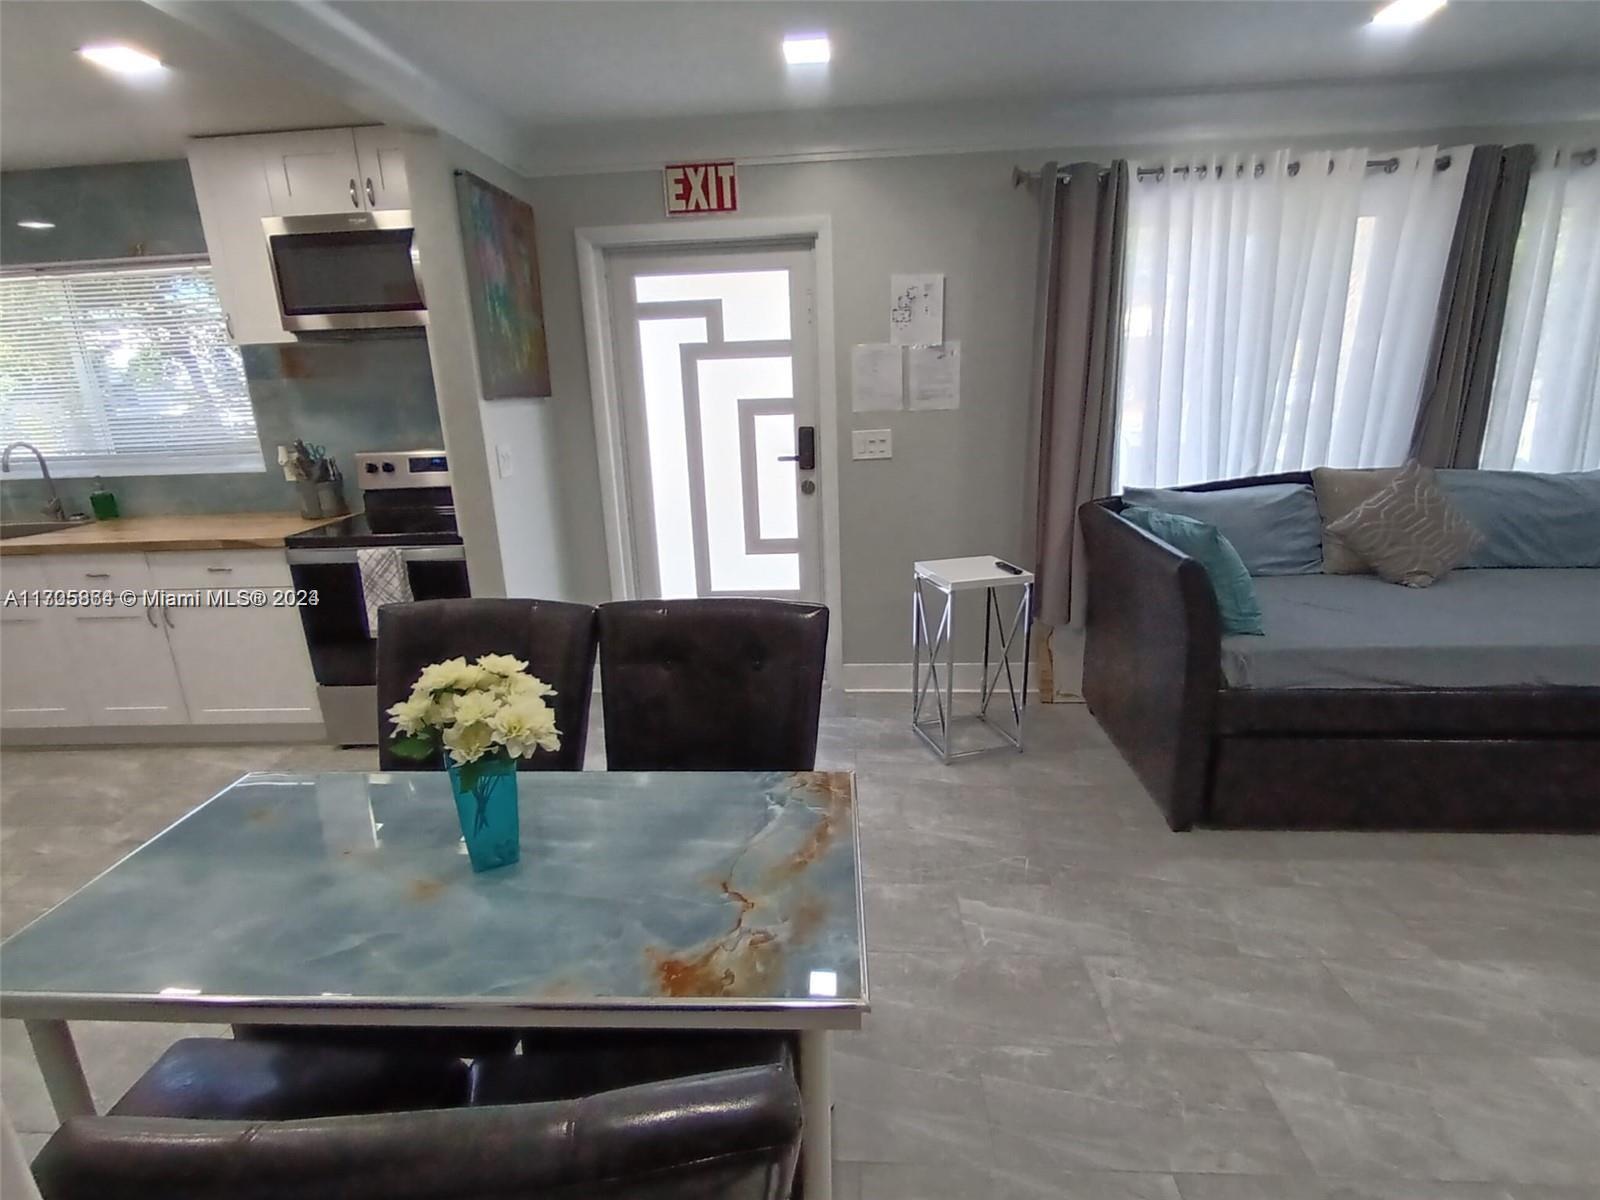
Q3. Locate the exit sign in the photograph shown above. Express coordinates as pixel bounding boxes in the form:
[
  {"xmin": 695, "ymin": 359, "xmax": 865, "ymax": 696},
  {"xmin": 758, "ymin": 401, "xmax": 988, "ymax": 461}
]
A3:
[{"xmin": 663, "ymin": 161, "xmax": 738, "ymax": 215}]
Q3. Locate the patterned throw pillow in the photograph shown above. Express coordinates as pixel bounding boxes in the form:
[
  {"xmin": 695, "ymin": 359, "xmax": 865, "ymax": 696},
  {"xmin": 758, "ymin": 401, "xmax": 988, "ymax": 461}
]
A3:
[
  {"xmin": 1323, "ymin": 460, "xmax": 1483, "ymax": 588},
  {"xmin": 1310, "ymin": 466, "xmax": 1402, "ymax": 573}
]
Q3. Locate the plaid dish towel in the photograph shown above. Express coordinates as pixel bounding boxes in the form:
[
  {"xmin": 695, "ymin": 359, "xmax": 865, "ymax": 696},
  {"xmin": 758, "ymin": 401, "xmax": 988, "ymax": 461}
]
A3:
[{"xmin": 357, "ymin": 547, "xmax": 413, "ymax": 636}]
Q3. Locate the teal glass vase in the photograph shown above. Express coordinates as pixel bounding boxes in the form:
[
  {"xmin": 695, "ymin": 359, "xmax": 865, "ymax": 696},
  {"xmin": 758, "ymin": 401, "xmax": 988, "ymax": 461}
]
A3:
[{"xmin": 447, "ymin": 753, "xmax": 520, "ymax": 872}]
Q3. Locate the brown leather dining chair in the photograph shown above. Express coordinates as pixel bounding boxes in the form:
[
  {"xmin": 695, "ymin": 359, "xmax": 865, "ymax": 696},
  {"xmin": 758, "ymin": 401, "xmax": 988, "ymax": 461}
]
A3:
[
  {"xmin": 375, "ymin": 598, "xmax": 600, "ymax": 771},
  {"xmin": 597, "ymin": 599, "xmax": 829, "ymax": 770}
]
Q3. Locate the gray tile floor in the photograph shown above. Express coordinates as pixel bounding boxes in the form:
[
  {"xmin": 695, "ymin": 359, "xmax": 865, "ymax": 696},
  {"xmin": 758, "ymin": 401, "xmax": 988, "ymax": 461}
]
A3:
[{"xmin": 3, "ymin": 694, "xmax": 1598, "ymax": 1197}]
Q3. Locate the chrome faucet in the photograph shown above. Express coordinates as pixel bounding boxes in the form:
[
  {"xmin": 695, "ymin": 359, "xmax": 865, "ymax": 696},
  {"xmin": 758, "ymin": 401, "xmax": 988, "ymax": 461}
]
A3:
[{"xmin": 1, "ymin": 442, "xmax": 69, "ymax": 521}]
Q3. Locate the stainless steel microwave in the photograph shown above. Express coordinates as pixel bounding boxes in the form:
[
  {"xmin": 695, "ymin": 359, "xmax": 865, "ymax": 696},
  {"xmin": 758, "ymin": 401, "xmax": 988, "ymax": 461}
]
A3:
[{"xmin": 261, "ymin": 210, "xmax": 427, "ymax": 332}]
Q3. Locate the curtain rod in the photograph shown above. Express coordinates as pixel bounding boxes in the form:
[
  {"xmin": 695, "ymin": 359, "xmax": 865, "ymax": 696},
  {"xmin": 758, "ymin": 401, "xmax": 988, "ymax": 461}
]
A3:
[{"xmin": 1014, "ymin": 146, "xmax": 1596, "ymax": 188}]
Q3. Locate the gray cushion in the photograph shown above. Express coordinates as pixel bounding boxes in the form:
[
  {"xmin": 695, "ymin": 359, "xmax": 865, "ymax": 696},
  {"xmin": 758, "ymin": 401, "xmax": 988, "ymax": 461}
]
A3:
[
  {"xmin": 1324, "ymin": 461, "xmax": 1482, "ymax": 588},
  {"xmin": 1121, "ymin": 483, "xmax": 1323, "ymax": 576},
  {"xmin": 1437, "ymin": 469, "xmax": 1600, "ymax": 569}
]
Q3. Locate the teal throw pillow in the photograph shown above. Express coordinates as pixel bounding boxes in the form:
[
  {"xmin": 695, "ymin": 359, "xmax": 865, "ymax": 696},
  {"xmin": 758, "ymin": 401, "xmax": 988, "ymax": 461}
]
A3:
[{"xmin": 1119, "ymin": 504, "xmax": 1265, "ymax": 635}]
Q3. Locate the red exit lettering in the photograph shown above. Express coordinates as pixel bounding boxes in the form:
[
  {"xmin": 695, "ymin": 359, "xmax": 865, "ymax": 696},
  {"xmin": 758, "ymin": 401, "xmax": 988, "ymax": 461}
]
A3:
[{"xmin": 663, "ymin": 161, "xmax": 738, "ymax": 215}]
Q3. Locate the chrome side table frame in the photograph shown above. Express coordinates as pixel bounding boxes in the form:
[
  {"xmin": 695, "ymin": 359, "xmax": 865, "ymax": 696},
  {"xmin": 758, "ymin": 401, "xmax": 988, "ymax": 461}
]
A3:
[{"xmin": 911, "ymin": 567, "xmax": 1033, "ymax": 763}]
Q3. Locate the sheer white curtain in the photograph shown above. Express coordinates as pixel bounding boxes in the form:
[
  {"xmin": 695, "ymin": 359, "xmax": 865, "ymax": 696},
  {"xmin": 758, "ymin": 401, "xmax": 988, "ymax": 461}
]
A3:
[
  {"xmin": 1480, "ymin": 148, "xmax": 1600, "ymax": 472},
  {"xmin": 1117, "ymin": 145, "xmax": 1469, "ymax": 488}
]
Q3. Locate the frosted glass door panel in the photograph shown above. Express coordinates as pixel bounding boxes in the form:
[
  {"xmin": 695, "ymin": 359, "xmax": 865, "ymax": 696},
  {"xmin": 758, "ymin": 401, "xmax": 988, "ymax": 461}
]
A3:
[
  {"xmin": 634, "ymin": 272, "xmax": 790, "ymax": 340},
  {"xmin": 752, "ymin": 413, "xmax": 799, "ymax": 540},
  {"xmin": 637, "ymin": 317, "xmax": 708, "ymax": 598},
  {"xmin": 695, "ymin": 356, "xmax": 799, "ymax": 592}
]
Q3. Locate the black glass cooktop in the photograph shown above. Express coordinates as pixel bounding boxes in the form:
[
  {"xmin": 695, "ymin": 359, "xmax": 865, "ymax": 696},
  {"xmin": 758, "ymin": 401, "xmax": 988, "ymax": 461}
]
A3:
[{"xmin": 285, "ymin": 508, "xmax": 461, "ymax": 549}]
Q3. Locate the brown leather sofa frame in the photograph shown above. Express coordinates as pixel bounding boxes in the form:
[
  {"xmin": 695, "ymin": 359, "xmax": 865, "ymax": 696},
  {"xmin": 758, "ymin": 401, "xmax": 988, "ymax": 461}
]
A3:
[{"xmin": 1079, "ymin": 474, "xmax": 1600, "ymax": 831}]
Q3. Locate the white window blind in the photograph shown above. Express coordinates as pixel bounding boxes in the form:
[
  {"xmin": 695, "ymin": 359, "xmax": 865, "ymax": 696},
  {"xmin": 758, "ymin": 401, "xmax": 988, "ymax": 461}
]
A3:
[{"xmin": 0, "ymin": 259, "xmax": 261, "ymax": 476}]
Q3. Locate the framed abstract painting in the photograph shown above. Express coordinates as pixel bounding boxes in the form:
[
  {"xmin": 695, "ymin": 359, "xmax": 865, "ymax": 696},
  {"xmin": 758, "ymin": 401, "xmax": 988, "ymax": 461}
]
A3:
[{"xmin": 454, "ymin": 170, "xmax": 552, "ymax": 399}]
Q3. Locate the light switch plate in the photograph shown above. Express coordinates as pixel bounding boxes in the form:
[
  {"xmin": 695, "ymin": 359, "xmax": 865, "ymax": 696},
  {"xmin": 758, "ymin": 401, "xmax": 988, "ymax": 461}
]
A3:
[{"xmin": 852, "ymin": 429, "xmax": 892, "ymax": 460}]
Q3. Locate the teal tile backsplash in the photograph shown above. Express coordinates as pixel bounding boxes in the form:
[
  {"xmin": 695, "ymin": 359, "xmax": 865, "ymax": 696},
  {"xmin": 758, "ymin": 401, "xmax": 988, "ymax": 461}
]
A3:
[{"xmin": 1, "ymin": 161, "xmax": 444, "ymax": 522}]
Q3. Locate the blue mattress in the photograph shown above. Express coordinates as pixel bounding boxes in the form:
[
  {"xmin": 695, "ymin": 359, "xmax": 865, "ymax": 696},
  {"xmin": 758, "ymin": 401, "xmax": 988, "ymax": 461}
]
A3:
[{"xmin": 1220, "ymin": 569, "xmax": 1600, "ymax": 690}]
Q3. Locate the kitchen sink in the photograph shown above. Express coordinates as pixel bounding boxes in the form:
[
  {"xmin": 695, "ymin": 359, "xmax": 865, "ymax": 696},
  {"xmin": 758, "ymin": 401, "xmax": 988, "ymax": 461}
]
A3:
[{"xmin": 0, "ymin": 516, "xmax": 94, "ymax": 540}]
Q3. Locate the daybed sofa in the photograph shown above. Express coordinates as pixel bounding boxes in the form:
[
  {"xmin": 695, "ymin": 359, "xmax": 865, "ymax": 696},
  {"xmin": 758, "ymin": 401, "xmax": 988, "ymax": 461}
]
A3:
[{"xmin": 1080, "ymin": 468, "xmax": 1600, "ymax": 831}]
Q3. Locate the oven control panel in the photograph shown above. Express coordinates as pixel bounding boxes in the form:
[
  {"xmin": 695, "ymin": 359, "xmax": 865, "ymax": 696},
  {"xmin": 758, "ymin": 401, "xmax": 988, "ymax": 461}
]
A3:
[{"xmin": 355, "ymin": 450, "xmax": 450, "ymax": 490}]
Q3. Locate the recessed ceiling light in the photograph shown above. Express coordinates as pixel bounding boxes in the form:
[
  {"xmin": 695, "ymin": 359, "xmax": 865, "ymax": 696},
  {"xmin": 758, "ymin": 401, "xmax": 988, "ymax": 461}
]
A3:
[
  {"xmin": 77, "ymin": 43, "xmax": 166, "ymax": 76},
  {"xmin": 16, "ymin": 220, "xmax": 55, "ymax": 231},
  {"xmin": 1371, "ymin": 0, "xmax": 1447, "ymax": 27},
  {"xmin": 782, "ymin": 34, "xmax": 831, "ymax": 66}
]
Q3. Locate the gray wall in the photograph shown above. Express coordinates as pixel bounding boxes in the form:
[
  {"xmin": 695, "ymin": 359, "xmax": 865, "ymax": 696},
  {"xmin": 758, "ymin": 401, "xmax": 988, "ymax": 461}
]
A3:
[
  {"xmin": 0, "ymin": 161, "xmax": 444, "ymax": 521},
  {"xmin": 523, "ymin": 151, "xmax": 1040, "ymax": 664}
]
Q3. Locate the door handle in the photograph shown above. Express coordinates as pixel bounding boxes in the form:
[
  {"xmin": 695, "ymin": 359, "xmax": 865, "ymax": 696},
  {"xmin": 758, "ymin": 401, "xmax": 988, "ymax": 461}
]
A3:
[
  {"xmin": 777, "ymin": 425, "xmax": 816, "ymax": 471},
  {"xmin": 365, "ymin": 177, "xmax": 377, "ymax": 207},
  {"xmin": 349, "ymin": 178, "xmax": 360, "ymax": 208},
  {"xmin": 145, "ymin": 604, "xmax": 157, "ymax": 628},
  {"xmin": 161, "ymin": 600, "xmax": 174, "ymax": 629}
]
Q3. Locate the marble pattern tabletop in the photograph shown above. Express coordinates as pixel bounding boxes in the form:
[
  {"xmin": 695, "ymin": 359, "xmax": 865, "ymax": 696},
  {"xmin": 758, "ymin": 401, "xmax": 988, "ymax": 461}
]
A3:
[{"xmin": 0, "ymin": 770, "xmax": 865, "ymax": 1017}]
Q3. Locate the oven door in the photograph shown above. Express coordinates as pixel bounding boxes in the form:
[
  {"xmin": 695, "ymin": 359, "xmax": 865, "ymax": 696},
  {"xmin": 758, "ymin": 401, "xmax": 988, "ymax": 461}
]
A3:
[
  {"xmin": 285, "ymin": 545, "xmax": 469, "ymax": 689},
  {"xmin": 262, "ymin": 210, "xmax": 426, "ymax": 331}
]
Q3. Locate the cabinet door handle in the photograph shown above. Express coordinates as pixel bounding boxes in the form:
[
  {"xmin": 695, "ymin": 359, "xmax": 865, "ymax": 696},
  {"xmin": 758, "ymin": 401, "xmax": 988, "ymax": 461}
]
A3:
[
  {"xmin": 162, "ymin": 601, "xmax": 175, "ymax": 629},
  {"xmin": 349, "ymin": 178, "xmax": 360, "ymax": 208},
  {"xmin": 84, "ymin": 572, "xmax": 110, "ymax": 579},
  {"xmin": 365, "ymin": 177, "xmax": 377, "ymax": 207},
  {"xmin": 205, "ymin": 567, "xmax": 233, "ymax": 574},
  {"xmin": 145, "ymin": 604, "xmax": 157, "ymax": 628},
  {"xmin": 224, "ymin": 312, "xmax": 235, "ymax": 341}
]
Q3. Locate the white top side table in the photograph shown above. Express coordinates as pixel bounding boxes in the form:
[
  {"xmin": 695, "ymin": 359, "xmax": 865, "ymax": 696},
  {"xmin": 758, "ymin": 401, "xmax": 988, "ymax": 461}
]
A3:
[{"xmin": 912, "ymin": 556, "xmax": 1034, "ymax": 762}]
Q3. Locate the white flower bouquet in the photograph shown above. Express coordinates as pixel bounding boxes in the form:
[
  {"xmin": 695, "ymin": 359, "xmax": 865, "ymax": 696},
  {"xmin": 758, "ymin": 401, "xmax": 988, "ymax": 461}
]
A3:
[{"xmin": 385, "ymin": 654, "xmax": 561, "ymax": 766}]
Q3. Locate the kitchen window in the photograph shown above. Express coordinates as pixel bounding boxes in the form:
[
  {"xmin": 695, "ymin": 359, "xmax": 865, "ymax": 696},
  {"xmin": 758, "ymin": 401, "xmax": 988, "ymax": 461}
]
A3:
[{"xmin": 0, "ymin": 258, "xmax": 262, "ymax": 477}]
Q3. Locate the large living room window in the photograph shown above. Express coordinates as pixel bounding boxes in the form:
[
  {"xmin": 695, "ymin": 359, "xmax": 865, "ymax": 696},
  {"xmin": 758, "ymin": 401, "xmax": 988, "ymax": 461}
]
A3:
[
  {"xmin": 1116, "ymin": 146, "xmax": 1468, "ymax": 489},
  {"xmin": 0, "ymin": 259, "xmax": 261, "ymax": 477},
  {"xmin": 1479, "ymin": 147, "xmax": 1600, "ymax": 473}
]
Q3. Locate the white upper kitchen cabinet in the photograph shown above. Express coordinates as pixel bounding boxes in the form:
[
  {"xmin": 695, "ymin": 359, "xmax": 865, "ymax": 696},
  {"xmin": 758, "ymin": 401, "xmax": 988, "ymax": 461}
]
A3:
[
  {"xmin": 187, "ymin": 125, "xmax": 411, "ymax": 344},
  {"xmin": 186, "ymin": 137, "xmax": 294, "ymax": 346},
  {"xmin": 262, "ymin": 128, "xmax": 366, "ymax": 216},
  {"xmin": 354, "ymin": 127, "xmax": 411, "ymax": 210}
]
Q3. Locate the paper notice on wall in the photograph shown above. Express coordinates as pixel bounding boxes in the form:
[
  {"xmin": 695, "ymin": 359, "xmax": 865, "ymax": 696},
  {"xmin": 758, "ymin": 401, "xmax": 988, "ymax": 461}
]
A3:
[
  {"xmin": 889, "ymin": 274, "xmax": 944, "ymax": 346},
  {"xmin": 851, "ymin": 344, "xmax": 905, "ymax": 412},
  {"xmin": 908, "ymin": 341, "xmax": 960, "ymax": 410}
]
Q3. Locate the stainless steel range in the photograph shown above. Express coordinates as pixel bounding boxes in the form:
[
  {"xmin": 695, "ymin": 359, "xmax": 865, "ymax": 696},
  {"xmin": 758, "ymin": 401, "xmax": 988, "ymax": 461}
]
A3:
[{"xmin": 285, "ymin": 450, "xmax": 468, "ymax": 745}]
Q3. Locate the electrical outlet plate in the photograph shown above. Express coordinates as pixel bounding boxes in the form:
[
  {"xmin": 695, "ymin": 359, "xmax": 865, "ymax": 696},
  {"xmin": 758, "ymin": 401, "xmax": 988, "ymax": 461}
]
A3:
[
  {"xmin": 852, "ymin": 429, "xmax": 892, "ymax": 460},
  {"xmin": 495, "ymin": 444, "xmax": 514, "ymax": 478}
]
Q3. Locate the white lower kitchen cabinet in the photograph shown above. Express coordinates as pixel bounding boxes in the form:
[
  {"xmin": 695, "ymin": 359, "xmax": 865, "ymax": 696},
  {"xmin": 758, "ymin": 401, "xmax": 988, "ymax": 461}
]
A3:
[
  {"xmin": 162, "ymin": 604, "xmax": 318, "ymax": 724},
  {"xmin": 39, "ymin": 553, "xmax": 189, "ymax": 727},
  {"xmin": 0, "ymin": 562, "xmax": 86, "ymax": 728},
  {"xmin": 1, "ymin": 549, "xmax": 322, "ymax": 736},
  {"xmin": 58, "ymin": 607, "xmax": 191, "ymax": 726}
]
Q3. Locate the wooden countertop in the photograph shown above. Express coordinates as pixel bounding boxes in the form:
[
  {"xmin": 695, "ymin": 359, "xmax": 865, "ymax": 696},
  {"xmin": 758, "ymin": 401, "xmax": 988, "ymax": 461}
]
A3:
[{"xmin": 0, "ymin": 513, "xmax": 339, "ymax": 556}]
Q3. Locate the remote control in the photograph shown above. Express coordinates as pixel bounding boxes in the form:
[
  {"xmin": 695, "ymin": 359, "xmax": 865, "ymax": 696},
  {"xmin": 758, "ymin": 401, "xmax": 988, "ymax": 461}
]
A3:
[{"xmin": 995, "ymin": 560, "xmax": 1024, "ymax": 575}]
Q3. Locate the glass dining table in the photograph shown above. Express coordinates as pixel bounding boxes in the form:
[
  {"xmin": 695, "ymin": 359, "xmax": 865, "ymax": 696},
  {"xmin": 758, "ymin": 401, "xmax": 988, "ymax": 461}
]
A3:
[{"xmin": 0, "ymin": 769, "xmax": 866, "ymax": 1200}]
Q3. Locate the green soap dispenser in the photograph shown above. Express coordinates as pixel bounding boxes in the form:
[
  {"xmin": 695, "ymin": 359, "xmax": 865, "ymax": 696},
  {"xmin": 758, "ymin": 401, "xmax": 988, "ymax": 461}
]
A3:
[{"xmin": 88, "ymin": 478, "xmax": 119, "ymax": 520}]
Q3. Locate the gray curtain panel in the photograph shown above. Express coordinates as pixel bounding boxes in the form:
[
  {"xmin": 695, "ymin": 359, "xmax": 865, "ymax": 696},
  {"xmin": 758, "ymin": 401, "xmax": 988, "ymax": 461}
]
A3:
[
  {"xmin": 1030, "ymin": 161, "xmax": 1128, "ymax": 626},
  {"xmin": 1409, "ymin": 143, "xmax": 1536, "ymax": 468}
]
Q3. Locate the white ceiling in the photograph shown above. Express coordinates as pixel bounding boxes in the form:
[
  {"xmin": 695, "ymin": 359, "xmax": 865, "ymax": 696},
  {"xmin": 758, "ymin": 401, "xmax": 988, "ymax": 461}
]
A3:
[
  {"xmin": 333, "ymin": 0, "xmax": 1600, "ymax": 128},
  {"xmin": 2, "ymin": 1, "xmax": 1597, "ymax": 175},
  {"xmin": 0, "ymin": 0, "xmax": 364, "ymax": 168}
]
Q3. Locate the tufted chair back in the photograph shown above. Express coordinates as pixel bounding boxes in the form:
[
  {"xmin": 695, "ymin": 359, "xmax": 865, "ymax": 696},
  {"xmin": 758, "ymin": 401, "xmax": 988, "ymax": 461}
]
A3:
[
  {"xmin": 376, "ymin": 599, "xmax": 598, "ymax": 772},
  {"xmin": 597, "ymin": 599, "xmax": 828, "ymax": 770}
]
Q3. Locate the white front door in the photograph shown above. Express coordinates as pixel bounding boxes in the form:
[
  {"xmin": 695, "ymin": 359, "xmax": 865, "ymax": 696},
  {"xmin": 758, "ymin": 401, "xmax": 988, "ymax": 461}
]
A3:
[{"xmin": 607, "ymin": 244, "xmax": 823, "ymax": 601}]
